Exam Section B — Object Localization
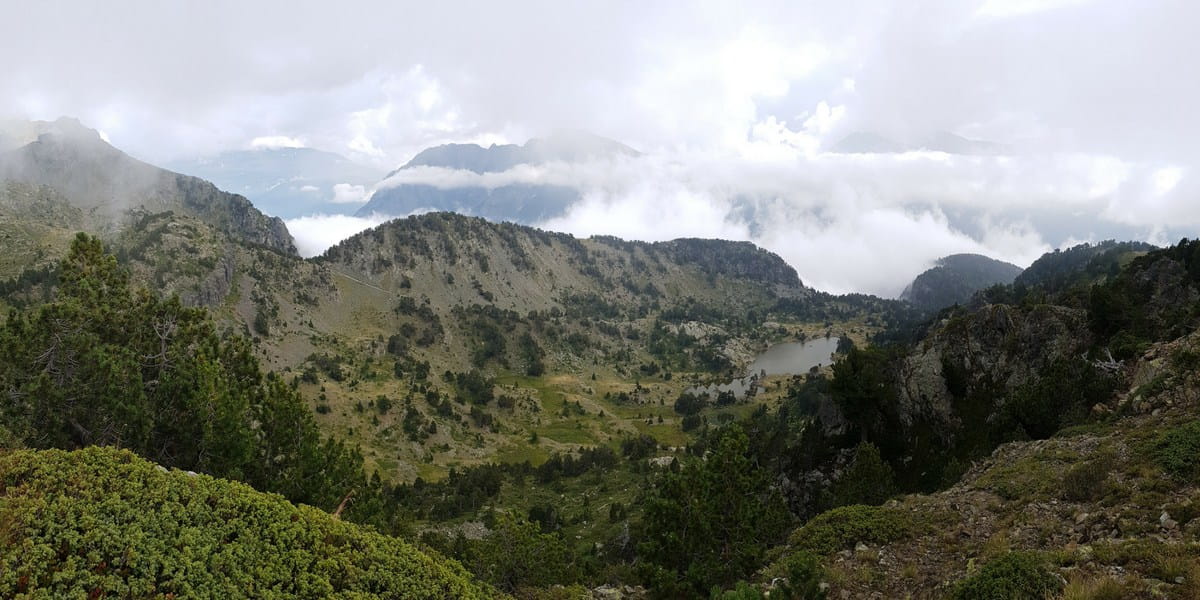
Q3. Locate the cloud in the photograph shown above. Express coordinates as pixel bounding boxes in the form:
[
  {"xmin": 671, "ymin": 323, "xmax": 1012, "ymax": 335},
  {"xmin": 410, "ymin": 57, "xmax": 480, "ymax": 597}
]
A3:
[
  {"xmin": 330, "ymin": 183, "xmax": 369, "ymax": 203},
  {"xmin": 974, "ymin": 0, "xmax": 1093, "ymax": 19},
  {"xmin": 250, "ymin": 135, "xmax": 305, "ymax": 149},
  {"xmin": 336, "ymin": 130, "xmax": 1176, "ymax": 296},
  {"xmin": 284, "ymin": 213, "xmax": 392, "ymax": 257}
]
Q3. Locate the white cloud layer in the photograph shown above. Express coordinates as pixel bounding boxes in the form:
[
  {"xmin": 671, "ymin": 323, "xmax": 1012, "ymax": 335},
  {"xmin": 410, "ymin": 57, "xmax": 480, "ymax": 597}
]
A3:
[
  {"xmin": 284, "ymin": 213, "xmax": 392, "ymax": 257},
  {"xmin": 352, "ymin": 134, "xmax": 1188, "ymax": 296},
  {"xmin": 330, "ymin": 183, "xmax": 369, "ymax": 204},
  {"xmin": 250, "ymin": 135, "xmax": 305, "ymax": 149}
]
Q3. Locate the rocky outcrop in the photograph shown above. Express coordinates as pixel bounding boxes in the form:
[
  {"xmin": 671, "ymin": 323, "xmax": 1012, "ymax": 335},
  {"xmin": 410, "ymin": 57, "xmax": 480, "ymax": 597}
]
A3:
[
  {"xmin": 185, "ymin": 252, "xmax": 237, "ymax": 308},
  {"xmin": 173, "ymin": 174, "xmax": 296, "ymax": 254},
  {"xmin": 895, "ymin": 303, "xmax": 1091, "ymax": 432}
]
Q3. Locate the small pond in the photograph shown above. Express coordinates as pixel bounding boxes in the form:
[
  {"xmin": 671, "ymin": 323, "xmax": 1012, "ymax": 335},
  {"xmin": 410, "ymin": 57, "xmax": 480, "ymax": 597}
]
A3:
[{"xmin": 686, "ymin": 336, "xmax": 840, "ymax": 401}]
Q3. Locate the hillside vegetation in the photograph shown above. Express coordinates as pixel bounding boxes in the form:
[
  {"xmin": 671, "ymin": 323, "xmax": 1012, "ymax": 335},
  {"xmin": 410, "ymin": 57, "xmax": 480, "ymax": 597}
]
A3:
[
  {"xmin": 0, "ymin": 446, "xmax": 499, "ymax": 599},
  {"xmin": 900, "ymin": 253, "xmax": 1023, "ymax": 313}
]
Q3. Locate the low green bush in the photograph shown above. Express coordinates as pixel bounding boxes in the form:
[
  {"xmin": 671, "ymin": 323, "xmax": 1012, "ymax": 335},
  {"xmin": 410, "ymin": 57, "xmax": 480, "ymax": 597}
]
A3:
[
  {"xmin": 1061, "ymin": 452, "xmax": 1115, "ymax": 502},
  {"xmin": 772, "ymin": 551, "xmax": 827, "ymax": 599},
  {"xmin": 788, "ymin": 505, "xmax": 912, "ymax": 556},
  {"xmin": 0, "ymin": 447, "xmax": 499, "ymax": 599},
  {"xmin": 1153, "ymin": 420, "xmax": 1200, "ymax": 482},
  {"xmin": 951, "ymin": 551, "xmax": 1061, "ymax": 600}
]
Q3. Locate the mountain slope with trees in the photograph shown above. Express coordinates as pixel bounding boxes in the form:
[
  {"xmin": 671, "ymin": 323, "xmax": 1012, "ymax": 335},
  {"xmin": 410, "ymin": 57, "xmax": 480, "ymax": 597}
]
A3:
[{"xmin": 900, "ymin": 253, "xmax": 1023, "ymax": 312}]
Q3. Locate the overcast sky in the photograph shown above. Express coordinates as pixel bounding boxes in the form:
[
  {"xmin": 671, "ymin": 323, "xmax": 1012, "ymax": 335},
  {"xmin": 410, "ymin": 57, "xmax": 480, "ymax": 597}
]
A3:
[{"xmin": 2, "ymin": 0, "xmax": 1196, "ymax": 296}]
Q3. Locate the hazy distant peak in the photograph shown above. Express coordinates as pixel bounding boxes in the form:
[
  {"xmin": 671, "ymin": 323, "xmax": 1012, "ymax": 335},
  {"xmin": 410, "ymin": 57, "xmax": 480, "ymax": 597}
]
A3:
[
  {"xmin": 524, "ymin": 129, "xmax": 639, "ymax": 161},
  {"xmin": 0, "ymin": 116, "xmax": 103, "ymax": 151},
  {"xmin": 918, "ymin": 131, "xmax": 1010, "ymax": 155},
  {"xmin": 828, "ymin": 130, "xmax": 1009, "ymax": 156},
  {"xmin": 394, "ymin": 131, "xmax": 636, "ymax": 176},
  {"xmin": 826, "ymin": 131, "xmax": 904, "ymax": 154}
]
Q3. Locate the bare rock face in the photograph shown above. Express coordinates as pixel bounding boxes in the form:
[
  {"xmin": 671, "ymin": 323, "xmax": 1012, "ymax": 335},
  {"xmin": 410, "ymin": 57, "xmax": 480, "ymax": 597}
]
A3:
[
  {"xmin": 894, "ymin": 303, "xmax": 1091, "ymax": 433},
  {"xmin": 186, "ymin": 253, "xmax": 237, "ymax": 308}
]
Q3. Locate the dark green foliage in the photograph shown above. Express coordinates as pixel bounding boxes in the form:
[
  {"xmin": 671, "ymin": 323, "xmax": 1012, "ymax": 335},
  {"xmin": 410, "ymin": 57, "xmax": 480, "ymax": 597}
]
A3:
[
  {"xmin": 307, "ymin": 352, "xmax": 346, "ymax": 381},
  {"xmin": 394, "ymin": 447, "xmax": 616, "ymax": 522},
  {"xmin": 950, "ymin": 551, "xmax": 1061, "ymax": 600},
  {"xmin": 449, "ymin": 369, "xmax": 495, "ymax": 405},
  {"xmin": 1153, "ymin": 420, "xmax": 1200, "ymax": 482},
  {"xmin": 534, "ymin": 446, "xmax": 617, "ymax": 483},
  {"xmin": 1015, "ymin": 240, "xmax": 1156, "ymax": 294},
  {"xmin": 715, "ymin": 390, "xmax": 736, "ymax": 406},
  {"xmin": 673, "ymin": 392, "xmax": 707, "ymax": 416},
  {"xmin": 528, "ymin": 503, "xmax": 564, "ymax": 532},
  {"xmin": 621, "ymin": 434, "xmax": 658, "ymax": 459},
  {"xmin": 0, "ymin": 447, "xmax": 496, "ymax": 599},
  {"xmin": 518, "ymin": 331, "xmax": 546, "ymax": 376},
  {"xmin": 0, "ymin": 234, "xmax": 379, "ymax": 525},
  {"xmin": 830, "ymin": 346, "xmax": 899, "ymax": 444},
  {"xmin": 462, "ymin": 515, "xmax": 578, "ymax": 594},
  {"xmin": 788, "ymin": 505, "xmax": 913, "ymax": 556},
  {"xmin": 827, "ymin": 442, "xmax": 896, "ymax": 508},
  {"xmin": 470, "ymin": 317, "xmax": 507, "ymax": 367},
  {"xmin": 469, "ymin": 405, "xmax": 493, "ymax": 428},
  {"xmin": 1061, "ymin": 453, "xmax": 1115, "ymax": 502},
  {"xmin": 655, "ymin": 238, "xmax": 800, "ymax": 287},
  {"xmin": 562, "ymin": 291, "xmax": 622, "ymax": 320},
  {"xmin": 376, "ymin": 394, "xmax": 394, "ymax": 414},
  {"xmin": 941, "ymin": 354, "xmax": 969, "ymax": 399},
  {"xmin": 903, "ymin": 253, "xmax": 1022, "ymax": 313},
  {"xmin": 638, "ymin": 425, "xmax": 791, "ymax": 597},
  {"xmin": 387, "ymin": 333, "xmax": 408, "ymax": 355},
  {"xmin": 1088, "ymin": 238, "xmax": 1200, "ymax": 358},
  {"xmin": 710, "ymin": 582, "xmax": 765, "ymax": 599},
  {"xmin": 252, "ymin": 303, "xmax": 271, "ymax": 335},
  {"xmin": 772, "ymin": 551, "xmax": 827, "ymax": 600},
  {"xmin": 1000, "ymin": 358, "xmax": 1113, "ymax": 439},
  {"xmin": 395, "ymin": 296, "xmax": 444, "ymax": 347},
  {"xmin": 609, "ymin": 501, "xmax": 628, "ymax": 522},
  {"xmin": 646, "ymin": 319, "xmax": 735, "ymax": 373}
]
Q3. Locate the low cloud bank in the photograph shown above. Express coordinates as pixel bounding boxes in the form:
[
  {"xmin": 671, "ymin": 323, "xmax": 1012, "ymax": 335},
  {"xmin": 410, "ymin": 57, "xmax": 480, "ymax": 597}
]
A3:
[
  {"xmin": 292, "ymin": 142, "xmax": 1185, "ymax": 296},
  {"xmin": 284, "ymin": 213, "xmax": 392, "ymax": 257}
]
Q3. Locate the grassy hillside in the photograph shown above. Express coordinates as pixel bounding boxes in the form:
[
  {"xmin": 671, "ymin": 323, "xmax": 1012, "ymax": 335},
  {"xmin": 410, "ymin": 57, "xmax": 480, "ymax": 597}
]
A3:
[{"xmin": 0, "ymin": 446, "xmax": 501, "ymax": 599}]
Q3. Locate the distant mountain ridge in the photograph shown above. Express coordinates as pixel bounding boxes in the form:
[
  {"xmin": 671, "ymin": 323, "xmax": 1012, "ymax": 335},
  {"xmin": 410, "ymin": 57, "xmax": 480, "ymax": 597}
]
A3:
[
  {"xmin": 393, "ymin": 130, "xmax": 638, "ymax": 175},
  {"xmin": 829, "ymin": 130, "xmax": 1009, "ymax": 155},
  {"xmin": 901, "ymin": 253, "xmax": 1023, "ymax": 312},
  {"xmin": 0, "ymin": 117, "xmax": 295, "ymax": 254},
  {"xmin": 356, "ymin": 131, "xmax": 637, "ymax": 224},
  {"xmin": 165, "ymin": 146, "xmax": 382, "ymax": 219}
]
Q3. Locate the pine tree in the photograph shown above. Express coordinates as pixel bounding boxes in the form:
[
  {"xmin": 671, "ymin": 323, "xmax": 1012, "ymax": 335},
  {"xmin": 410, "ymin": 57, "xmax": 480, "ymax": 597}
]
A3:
[
  {"xmin": 0, "ymin": 234, "xmax": 381, "ymax": 524},
  {"xmin": 638, "ymin": 424, "xmax": 791, "ymax": 597}
]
